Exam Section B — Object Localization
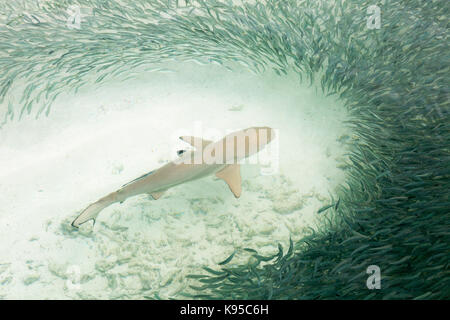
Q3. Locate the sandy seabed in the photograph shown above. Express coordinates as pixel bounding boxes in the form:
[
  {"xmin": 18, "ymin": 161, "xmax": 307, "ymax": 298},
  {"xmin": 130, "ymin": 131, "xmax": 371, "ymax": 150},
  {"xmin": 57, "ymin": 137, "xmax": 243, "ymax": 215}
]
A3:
[{"xmin": 0, "ymin": 62, "xmax": 351, "ymax": 299}]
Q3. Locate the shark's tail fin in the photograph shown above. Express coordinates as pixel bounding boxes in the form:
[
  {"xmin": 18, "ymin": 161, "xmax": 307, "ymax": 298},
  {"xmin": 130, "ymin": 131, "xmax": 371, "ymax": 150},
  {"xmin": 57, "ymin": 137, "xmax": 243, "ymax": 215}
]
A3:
[{"xmin": 71, "ymin": 192, "xmax": 118, "ymax": 228}]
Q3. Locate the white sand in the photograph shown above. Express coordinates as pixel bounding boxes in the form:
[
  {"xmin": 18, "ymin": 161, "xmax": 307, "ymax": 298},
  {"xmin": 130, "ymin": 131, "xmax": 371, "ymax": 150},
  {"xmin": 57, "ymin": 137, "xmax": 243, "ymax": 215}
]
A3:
[{"xmin": 0, "ymin": 62, "xmax": 351, "ymax": 299}]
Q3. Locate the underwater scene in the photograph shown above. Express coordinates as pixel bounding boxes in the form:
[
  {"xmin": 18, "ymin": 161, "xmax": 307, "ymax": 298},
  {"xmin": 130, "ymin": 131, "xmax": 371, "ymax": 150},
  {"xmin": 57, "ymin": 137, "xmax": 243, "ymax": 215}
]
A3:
[{"xmin": 0, "ymin": 0, "xmax": 448, "ymax": 300}]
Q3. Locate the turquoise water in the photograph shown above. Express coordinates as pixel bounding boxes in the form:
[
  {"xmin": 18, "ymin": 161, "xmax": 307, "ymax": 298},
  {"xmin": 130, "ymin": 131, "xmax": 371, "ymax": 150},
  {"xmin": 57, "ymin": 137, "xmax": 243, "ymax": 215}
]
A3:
[{"xmin": 0, "ymin": 0, "xmax": 448, "ymax": 299}]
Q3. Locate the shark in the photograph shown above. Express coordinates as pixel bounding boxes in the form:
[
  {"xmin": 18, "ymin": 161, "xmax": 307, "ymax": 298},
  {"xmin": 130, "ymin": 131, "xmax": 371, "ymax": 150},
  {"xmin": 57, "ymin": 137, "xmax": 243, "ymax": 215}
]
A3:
[{"xmin": 71, "ymin": 126, "xmax": 276, "ymax": 227}]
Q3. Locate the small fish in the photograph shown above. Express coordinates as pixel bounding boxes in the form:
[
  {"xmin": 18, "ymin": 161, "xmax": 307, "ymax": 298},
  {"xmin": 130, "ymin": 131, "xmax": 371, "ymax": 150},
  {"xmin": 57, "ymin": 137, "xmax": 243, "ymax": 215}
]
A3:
[
  {"xmin": 317, "ymin": 203, "xmax": 334, "ymax": 214},
  {"xmin": 334, "ymin": 198, "xmax": 341, "ymax": 210},
  {"xmin": 202, "ymin": 266, "xmax": 227, "ymax": 276},
  {"xmin": 218, "ymin": 251, "xmax": 236, "ymax": 266}
]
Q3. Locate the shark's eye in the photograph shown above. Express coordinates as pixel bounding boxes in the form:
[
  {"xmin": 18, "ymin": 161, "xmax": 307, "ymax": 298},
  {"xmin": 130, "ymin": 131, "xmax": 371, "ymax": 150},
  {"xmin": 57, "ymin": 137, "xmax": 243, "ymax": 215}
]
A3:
[{"xmin": 177, "ymin": 149, "xmax": 187, "ymax": 156}]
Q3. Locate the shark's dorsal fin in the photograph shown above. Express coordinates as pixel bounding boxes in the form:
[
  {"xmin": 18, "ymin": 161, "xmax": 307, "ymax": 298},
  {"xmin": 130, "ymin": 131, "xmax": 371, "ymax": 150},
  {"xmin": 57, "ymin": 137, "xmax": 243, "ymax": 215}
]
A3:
[
  {"xmin": 122, "ymin": 170, "xmax": 154, "ymax": 188},
  {"xmin": 179, "ymin": 136, "xmax": 213, "ymax": 149},
  {"xmin": 150, "ymin": 191, "xmax": 165, "ymax": 200},
  {"xmin": 215, "ymin": 164, "xmax": 242, "ymax": 198}
]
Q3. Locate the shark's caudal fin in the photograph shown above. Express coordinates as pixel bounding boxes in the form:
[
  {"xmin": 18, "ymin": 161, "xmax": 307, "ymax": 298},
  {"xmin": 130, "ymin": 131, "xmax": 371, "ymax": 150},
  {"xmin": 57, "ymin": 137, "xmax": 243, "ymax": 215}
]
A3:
[{"xmin": 71, "ymin": 193, "xmax": 118, "ymax": 228}]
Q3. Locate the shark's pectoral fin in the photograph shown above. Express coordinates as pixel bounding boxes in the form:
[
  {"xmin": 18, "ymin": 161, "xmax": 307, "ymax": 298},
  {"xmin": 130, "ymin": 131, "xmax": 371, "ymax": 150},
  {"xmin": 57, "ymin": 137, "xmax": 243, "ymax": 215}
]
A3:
[
  {"xmin": 215, "ymin": 164, "xmax": 242, "ymax": 198},
  {"xmin": 179, "ymin": 136, "xmax": 213, "ymax": 149},
  {"xmin": 150, "ymin": 191, "xmax": 166, "ymax": 200}
]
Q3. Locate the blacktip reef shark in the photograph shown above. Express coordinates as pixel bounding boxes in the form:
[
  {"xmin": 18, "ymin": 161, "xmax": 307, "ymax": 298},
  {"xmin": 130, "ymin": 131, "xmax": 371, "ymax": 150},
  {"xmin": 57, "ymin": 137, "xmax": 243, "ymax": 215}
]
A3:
[{"xmin": 71, "ymin": 127, "xmax": 276, "ymax": 227}]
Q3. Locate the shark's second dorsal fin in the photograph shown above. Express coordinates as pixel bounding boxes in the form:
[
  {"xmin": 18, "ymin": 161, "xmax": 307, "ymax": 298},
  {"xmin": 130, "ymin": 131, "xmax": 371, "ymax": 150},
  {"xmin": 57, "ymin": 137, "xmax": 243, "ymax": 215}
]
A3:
[
  {"xmin": 179, "ymin": 136, "xmax": 213, "ymax": 149},
  {"xmin": 215, "ymin": 164, "xmax": 242, "ymax": 198},
  {"xmin": 149, "ymin": 191, "xmax": 165, "ymax": 200}
]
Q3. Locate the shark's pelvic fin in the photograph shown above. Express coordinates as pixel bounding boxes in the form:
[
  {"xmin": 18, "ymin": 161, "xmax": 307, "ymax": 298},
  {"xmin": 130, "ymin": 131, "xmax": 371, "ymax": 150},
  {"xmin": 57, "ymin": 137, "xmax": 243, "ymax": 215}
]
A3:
[
  {"xmin": 150, "ymin": 191, "xmax": 166, "ymax": 200},
  {"xmin": 215, "ymin": 164, "xmax": 242, "ymax": 198},
  {"xmin": 179, "ymin": 136, "xmax": 213, "ymax": 149}
]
